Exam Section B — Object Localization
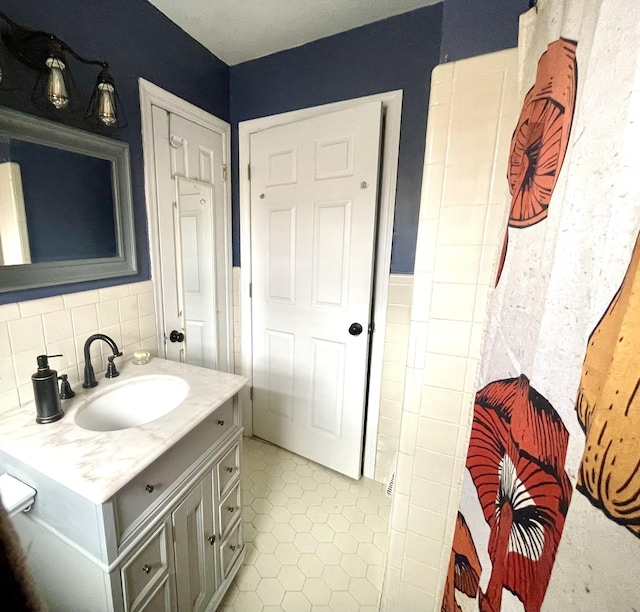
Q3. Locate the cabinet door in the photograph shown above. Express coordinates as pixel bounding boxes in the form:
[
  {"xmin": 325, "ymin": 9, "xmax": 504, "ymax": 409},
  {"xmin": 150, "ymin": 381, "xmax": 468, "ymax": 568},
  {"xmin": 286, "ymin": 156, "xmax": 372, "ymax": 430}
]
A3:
[{"xmin": 172, "ymin": 472, "xmax": 215, "ymax": 612}]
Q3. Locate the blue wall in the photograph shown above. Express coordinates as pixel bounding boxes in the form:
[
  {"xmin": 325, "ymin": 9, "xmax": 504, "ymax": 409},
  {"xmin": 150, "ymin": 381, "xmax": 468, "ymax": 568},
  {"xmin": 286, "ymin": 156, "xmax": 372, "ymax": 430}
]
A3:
[
  {"xmin": 228, "ymin": 0, "xmax": 530, "ymax": 273},
  {"xmin": 440, "ymin": 0, "xmax": 531, "ymax": 62},
  {"xmin": 229, "ymin": 5, "xmax": 444, "ymax": 274},
  {"xmin": 0, "ymin": 0, "xmax": 533, "ymax": 303},
  {"xmin": 0, "ymin": 0, "xmax": 229, "ymax": 304}
]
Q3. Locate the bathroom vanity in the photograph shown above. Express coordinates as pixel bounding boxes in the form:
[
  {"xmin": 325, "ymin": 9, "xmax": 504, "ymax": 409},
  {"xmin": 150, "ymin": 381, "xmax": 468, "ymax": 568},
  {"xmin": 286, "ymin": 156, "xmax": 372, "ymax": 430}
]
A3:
[{"xmin": 0, "ymin": 358, "xmax": 247, "ymax": 612}]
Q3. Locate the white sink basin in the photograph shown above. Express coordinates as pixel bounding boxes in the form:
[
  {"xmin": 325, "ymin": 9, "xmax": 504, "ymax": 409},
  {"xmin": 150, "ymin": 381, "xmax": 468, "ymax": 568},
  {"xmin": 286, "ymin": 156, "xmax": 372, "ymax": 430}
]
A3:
[{"xmin": 75, "ymin": 375, "xmax": 189, "ymax": 432}]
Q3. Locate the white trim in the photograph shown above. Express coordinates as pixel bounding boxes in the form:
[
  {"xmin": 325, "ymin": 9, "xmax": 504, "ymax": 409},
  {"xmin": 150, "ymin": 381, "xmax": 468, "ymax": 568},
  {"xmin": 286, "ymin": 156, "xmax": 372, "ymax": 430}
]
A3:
[
  {"xmin": 139, "ymin": 78, "xmax": 234, "ymax": 373},
  {"xmin": 239, "ymin": 90, "xmax": 403, "ymax": 479}
]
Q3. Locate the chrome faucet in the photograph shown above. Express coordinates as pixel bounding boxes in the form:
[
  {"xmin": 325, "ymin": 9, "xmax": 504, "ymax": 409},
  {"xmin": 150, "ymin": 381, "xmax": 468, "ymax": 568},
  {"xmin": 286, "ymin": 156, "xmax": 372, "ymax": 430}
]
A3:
[{"xmin": 82, "ymin": 334, "xmax": 123, "ymax": 388}]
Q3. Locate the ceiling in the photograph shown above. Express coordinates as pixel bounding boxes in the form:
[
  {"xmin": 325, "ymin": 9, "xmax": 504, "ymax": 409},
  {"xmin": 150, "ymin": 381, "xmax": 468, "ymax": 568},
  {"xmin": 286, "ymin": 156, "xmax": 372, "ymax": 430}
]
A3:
[{"xmin": 147, "ymin": 0, "xmax": 442, "ymax": 66}]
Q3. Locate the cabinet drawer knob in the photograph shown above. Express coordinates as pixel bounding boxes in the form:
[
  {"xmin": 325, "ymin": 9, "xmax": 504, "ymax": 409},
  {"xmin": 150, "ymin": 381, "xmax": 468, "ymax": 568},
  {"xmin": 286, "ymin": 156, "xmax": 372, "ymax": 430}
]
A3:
[
  {"xmin": 225, "ymin": 466, "xmax": 234, "ymax": 473},
  {"xmin": 145, "ymin": 484, "xmax": 154, "ymax": 493},
  {"xmin": 208, "ymin": 535, "xmax": 215, "ymax": 545},
  {"xmin": 227, "ymin": 506, "xmax": 235, "ymax": 513},
  {"xmin": 217, "ymin": 419, "xmax": 224, "ymax": 426},
  {"xmin": 142, "ymin": 564, "xmax": 151, "ymax": 574},
  {"xmin": 229, "ymin": 544, "xmax": 236, "ymax": 551}
]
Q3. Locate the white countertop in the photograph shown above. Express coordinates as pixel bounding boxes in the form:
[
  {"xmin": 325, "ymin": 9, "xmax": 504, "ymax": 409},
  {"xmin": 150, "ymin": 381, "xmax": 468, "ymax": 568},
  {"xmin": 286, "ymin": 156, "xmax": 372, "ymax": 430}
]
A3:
[{"xmin": 0, "ymin": 358, "xmax": 248, "ymax": 504}]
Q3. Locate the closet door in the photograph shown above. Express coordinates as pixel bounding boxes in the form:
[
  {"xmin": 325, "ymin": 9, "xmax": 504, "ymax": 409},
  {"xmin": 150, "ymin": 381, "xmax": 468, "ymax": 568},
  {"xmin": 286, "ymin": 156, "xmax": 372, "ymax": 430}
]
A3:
[{"xmin": 250, "ymin": 101, "xmax": 383, "ymax": 479}]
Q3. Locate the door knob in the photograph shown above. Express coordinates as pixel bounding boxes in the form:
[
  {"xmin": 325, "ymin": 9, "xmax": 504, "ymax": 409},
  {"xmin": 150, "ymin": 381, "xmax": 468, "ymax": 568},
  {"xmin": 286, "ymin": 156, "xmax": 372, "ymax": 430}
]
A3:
[
  {"xmin": 169, "ymin": 330, "xmax": 185, "ymax": 343},
  {"xmin": 348, "ymin": 323, "xmax": 363, "ymax": 336}
]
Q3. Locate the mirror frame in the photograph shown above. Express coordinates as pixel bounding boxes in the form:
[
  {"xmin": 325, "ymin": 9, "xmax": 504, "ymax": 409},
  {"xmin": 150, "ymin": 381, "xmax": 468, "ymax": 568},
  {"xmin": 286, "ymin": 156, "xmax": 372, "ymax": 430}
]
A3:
[{"xmin": 0, "ymin": 106, "xmax": 137, "ymax": 293}]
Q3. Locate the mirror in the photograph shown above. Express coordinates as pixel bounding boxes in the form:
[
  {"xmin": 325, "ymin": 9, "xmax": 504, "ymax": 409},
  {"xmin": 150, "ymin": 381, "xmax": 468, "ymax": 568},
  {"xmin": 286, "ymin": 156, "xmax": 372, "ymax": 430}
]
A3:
[{"xmin": 0, "ymin": 106, "xmax": 136, "ymax": 292}]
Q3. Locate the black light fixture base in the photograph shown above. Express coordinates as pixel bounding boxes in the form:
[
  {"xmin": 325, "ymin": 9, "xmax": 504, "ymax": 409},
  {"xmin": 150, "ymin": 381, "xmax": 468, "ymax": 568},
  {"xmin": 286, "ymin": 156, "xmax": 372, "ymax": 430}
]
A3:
[{"xmin": 2, "ymin": 28, "xmax": 56, "ymax": 73}]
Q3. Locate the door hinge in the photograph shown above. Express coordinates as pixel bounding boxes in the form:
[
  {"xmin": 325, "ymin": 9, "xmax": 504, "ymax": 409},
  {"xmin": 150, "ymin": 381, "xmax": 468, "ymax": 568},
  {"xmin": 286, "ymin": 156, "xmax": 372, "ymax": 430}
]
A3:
[
  {"xmin": 249, "ymin": 282, "xmax": 252, "ymax": 298},
  {"xmin": 368, "ymin": 322, "xmax": 375, "ymax": 334},
  {"xmin": 247, "ymin": 164, "xmax": 251, "ymax": 181},
  {"xmin": 249, "ymin": 387, "xmax": 253, "ymax": 401},
  {"xmin": 222, "ymin": 164, "xmax": 227, "ymax": 181}
]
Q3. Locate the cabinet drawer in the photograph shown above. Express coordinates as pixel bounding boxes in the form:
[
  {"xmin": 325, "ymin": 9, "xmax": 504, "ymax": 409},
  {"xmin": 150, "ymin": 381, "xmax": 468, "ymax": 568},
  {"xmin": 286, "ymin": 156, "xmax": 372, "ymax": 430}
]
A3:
[
  {"xmin": 137, "ymin": 576, "xmax": 174, "ymax": 612},
  {"xmin": 121, "ymin": 522, "xmax": 171, "ymax": 611},
  {"xmin": 114, "ymin": 400, "xmax": 234, "ymax": 540},
  {"xmin": 220, "ymin": 521, "xmax": 243, "ymax": 579},
  {"xmin": 216, "ymin": 441, "xmax": 240, "ymax": 497},
  {"xmin": 219, "ymin": 482, "xmax": 241, "ymax": 538}
]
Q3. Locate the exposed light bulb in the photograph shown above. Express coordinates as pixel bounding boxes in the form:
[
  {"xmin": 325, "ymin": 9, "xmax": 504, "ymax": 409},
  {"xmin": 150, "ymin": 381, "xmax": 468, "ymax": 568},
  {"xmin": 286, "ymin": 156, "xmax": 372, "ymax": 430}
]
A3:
[
  {"xmin": 45, "ymin": 57, "xmax": 69, "ymax": 109},
  {"xmin": 96, "ymin": 82, "xmax": 116, "ymax": 126}
]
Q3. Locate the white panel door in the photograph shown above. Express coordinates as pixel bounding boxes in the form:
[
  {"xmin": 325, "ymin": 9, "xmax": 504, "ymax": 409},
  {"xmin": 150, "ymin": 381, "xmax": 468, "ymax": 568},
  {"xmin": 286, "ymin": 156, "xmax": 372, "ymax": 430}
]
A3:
[
  {"xmin": 151, "ymin": 107, "xmax": 230, "ymax": 370},
  {"xmin": 250, "ymin": 101, "xmax": 383, "ymax": 478},
  {"xmin": 176, "ymin": 177, "xmax": 217, "ymax": 368}
]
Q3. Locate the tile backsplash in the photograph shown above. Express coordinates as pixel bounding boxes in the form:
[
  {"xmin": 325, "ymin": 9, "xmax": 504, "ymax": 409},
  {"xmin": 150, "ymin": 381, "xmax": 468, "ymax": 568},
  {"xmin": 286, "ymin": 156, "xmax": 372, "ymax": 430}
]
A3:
[
  {"xmin": 0, "ymin": 281, "xmax": 157, "ymax": 410},
  {"xmin": 375, "ymin": 274, "xmax": 414, "ymax": 484}
]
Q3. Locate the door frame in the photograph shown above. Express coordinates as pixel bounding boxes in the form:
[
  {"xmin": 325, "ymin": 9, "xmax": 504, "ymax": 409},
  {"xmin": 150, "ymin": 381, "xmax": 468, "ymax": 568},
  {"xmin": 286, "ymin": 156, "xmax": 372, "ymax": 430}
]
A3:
[
  {"xmin": 239, "ymin": 90, "xmax": 402, "ymax": 479},
  {"xmin": 139, "ymin": 78, "xmax": 234, "ymax": 369}
]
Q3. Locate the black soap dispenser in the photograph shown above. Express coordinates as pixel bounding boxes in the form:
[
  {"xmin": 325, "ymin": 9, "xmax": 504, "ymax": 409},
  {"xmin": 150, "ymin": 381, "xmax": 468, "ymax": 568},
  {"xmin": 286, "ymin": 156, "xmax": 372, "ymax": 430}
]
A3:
[{"xmin": 32, "ymin": 354, "xmax": 65, "ymax": 424}]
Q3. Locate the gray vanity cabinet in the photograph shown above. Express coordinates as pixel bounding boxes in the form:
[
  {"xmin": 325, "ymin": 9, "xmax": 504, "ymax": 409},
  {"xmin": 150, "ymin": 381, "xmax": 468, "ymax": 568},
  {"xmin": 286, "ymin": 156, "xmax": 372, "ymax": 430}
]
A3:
[
  {"xmin": 119, "ymin": 459, "xmax": 222, "ymax": 612},
  {"xmin": 117, "ymin": 431, "xmax": 244, "ymax": 612},
  {"xmin": 3, "ymin": 400, "xmax": 244, "ymax": 612}
]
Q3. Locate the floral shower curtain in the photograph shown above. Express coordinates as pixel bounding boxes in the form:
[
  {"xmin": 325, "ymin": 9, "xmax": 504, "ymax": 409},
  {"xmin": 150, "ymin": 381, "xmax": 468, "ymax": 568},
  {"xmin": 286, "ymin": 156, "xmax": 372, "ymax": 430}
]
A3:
[{"xmin": 445, "ymin": 0, "xmax": 640, "ymax": 610}]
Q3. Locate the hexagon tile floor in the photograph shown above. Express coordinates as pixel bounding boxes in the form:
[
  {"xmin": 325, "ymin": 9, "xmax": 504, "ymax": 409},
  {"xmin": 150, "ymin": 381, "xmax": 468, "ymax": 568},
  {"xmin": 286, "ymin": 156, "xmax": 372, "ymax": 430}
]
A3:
[{"xmin": 217, "ymin": 436, "xmax": 391, "ymax": 611}]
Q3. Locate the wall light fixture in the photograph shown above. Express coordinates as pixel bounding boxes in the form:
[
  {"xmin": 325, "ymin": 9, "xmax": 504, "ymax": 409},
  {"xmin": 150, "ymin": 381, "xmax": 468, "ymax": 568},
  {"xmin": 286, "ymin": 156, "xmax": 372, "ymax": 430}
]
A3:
[{"xmin": 0, "ymin": 11, "xmax": 126, "ymax": 129}]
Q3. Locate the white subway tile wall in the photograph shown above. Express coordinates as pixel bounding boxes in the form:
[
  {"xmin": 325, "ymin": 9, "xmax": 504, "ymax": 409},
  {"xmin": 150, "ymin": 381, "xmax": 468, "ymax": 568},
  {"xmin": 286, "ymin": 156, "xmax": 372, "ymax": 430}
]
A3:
[
  {"xmin": 232, "ymin": 267, "xmax": 252, "ymax": 433},
  {"xmin": 233, "ymin": 267, "xmax": 242, "ymax": 375},
  {"xmin": 381, "ymin": 49, "xmax": 519, "ymax": 612},
  {"xmin": 0, "ymin": 281, "xmax": 157, "ymax": 411},
  {"xmin": 375, "ymin": 274, "xmax": 414, "ymax": 485}
]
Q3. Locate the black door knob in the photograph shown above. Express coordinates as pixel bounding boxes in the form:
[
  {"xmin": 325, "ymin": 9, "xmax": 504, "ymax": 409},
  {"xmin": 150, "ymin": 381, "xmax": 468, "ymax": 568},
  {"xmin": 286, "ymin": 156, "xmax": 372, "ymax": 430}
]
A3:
[
  {"xmin": 169, "ymin": 330, "xmax": 185, "ymax": 343},
  {"xmin": 348, "ymin": 323, "xmax": 363, "ymax": 336}
]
